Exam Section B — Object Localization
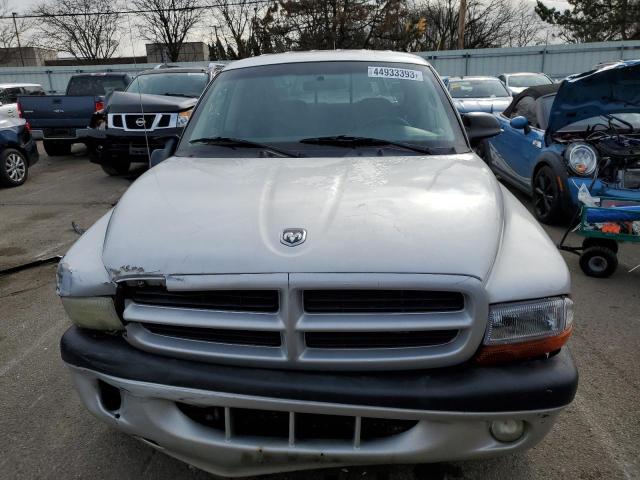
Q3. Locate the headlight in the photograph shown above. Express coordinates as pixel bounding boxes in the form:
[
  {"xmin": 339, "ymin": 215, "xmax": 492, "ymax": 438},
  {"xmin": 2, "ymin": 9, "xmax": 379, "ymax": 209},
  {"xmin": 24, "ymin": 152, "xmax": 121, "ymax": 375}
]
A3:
[
  {"xmin": 566, "ymin": 143, "xmax": 597, "ymax": 176},
  {"xmin": 476, "ymin": 297, "xmax": 574, "ymax": 364},
  {"xmin": 61, "ymin": 297, "xmax": 123, "ymax": 330},
  {"xmin": 485, "ymin": 297, "xmax": 573, "ymax": 344},
  {"xmin": 177, "ymin": 109, "xmax": 192, "ymax": 127}
]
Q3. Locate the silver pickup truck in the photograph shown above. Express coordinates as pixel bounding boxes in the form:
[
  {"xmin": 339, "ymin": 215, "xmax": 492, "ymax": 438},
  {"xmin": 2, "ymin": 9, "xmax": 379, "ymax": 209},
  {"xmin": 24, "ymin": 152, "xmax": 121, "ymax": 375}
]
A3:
[{"xmin": 58, "ymin": 51, "xmax": 577, "ymax": 477}]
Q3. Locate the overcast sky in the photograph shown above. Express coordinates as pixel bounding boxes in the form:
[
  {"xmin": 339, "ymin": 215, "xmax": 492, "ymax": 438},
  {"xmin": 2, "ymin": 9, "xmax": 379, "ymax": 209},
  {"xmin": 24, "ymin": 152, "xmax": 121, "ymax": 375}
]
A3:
[{"xmin": 4, "ymin": 0, "xmax": 573, "ymax": 59}]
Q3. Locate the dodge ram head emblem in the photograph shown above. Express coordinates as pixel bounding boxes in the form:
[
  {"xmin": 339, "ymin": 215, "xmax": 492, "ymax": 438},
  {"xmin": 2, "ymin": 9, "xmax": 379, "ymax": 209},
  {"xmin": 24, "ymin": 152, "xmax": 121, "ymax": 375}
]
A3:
[
  {"xmin": 281, "ymin": 228, "xmax": 306, "ymax": 247},
  {"xmin": 135, "ymin": 117, "xmax": 146, "ymax": 127}
]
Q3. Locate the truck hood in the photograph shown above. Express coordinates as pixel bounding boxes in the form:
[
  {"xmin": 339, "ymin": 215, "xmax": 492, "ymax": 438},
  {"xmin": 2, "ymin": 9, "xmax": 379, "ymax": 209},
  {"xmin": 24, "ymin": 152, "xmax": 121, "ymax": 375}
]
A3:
[
  {"xmin": 102, "ymin": 154, "xmax": 504, "ymax": 280},
  {"xmin": 105, "ymin": 91, "xmax": 197, "ymax": 113},
  {"xmin": 453, "ymin": 97, "xmax": 511, "ymax": 113},
  {"xmin": 548, "ymin": 59, "xmax": 640, "ymax": 134}
]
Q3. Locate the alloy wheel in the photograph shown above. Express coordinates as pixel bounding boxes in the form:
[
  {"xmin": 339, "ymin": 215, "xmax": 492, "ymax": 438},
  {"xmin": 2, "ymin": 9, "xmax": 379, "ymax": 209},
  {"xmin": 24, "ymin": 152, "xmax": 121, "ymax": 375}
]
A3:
[
  {"xmin": 5, "ymin": 152, "xmax": 26, "ymax": 183},
  {"xmin": 533, "ymin": 170, "xmax": 556, "ymax": 218}
]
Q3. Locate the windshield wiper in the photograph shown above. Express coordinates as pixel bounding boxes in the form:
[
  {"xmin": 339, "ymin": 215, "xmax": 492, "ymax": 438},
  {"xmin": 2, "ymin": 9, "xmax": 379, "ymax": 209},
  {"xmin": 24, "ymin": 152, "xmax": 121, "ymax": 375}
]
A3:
[
  {"xmin": 163, "ymin": 92, "xmax": 194, "ymax": 98},
  {"xmin": 299, "ymin": 135, "xmax": 434, "ymax": 155},
  {"xmin": 189, "ymin": 136, "xmax": 301, "ymax": 157}
]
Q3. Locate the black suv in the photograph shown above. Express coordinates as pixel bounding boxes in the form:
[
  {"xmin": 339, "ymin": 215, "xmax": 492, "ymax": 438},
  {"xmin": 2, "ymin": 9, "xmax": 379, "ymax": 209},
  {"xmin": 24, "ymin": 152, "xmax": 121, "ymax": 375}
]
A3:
[{"xmin": 87, "ymin": 66, "xmax": 221, "ymax": 175}]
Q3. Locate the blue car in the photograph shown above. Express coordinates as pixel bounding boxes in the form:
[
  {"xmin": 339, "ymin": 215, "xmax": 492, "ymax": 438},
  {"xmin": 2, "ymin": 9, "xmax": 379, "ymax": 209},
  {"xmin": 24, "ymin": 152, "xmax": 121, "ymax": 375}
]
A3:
[{"xmin": 482, "ymin": 60, "xmax": 640, "ymax": 224}]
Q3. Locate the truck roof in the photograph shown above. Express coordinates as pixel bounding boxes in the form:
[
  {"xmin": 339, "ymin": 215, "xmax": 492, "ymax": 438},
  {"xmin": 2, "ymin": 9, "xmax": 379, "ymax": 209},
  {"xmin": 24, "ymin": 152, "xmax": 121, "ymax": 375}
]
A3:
[
  {"xmin": 0, "ymin": 83, "xmax": 42, "ymax": 88},
  {"xmin": 225, "ymin": 50, "xmax": 430, "ymax": 71}
]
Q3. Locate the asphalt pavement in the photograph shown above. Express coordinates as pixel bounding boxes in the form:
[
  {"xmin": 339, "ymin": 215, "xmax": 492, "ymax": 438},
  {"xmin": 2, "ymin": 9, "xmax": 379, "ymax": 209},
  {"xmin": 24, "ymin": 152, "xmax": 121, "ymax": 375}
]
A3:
[{"xmin": 0, "ymin": 146, "xmax": 638, "ymax": 479}]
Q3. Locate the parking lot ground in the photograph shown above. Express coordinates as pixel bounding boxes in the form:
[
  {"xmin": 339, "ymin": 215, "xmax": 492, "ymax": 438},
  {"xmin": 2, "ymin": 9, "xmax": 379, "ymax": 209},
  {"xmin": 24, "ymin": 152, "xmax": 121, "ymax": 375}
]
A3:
[{"xmin": 1, "ymin": 149, "xmax": 639, "ymax": 480}]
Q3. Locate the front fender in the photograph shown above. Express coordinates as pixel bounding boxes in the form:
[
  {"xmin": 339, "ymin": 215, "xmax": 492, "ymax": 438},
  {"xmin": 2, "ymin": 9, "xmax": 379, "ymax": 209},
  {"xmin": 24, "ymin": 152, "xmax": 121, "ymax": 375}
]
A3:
[
  {"xmin": 57, "ymin": 211, "xmax": 116, "ymax": 297},
  {"xmin": 484, "ymin": 184, "xmax": 570, "ymax": 303}
]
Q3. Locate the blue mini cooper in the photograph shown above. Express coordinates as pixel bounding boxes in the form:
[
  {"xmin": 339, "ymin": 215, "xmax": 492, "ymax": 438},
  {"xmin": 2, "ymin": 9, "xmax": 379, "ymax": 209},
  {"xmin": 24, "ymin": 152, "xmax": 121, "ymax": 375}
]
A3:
[{"xmin": 482, "ymin": 60, "xmax": 640, "ymax": 224}]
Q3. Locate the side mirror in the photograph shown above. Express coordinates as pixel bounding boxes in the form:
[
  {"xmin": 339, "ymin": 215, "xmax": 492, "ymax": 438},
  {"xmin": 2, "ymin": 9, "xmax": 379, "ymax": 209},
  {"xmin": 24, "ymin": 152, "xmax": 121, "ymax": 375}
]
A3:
[
  {"xmin": 510, "ymin": 116, "xmax": 531, "ymax": 134},
  {"xmin": 149, "ymin": 136, "xmax": 179, "ymax": 168},
  {"xmin": 462, "ymin": 112, "xmax": 501, "ymax": 146}
]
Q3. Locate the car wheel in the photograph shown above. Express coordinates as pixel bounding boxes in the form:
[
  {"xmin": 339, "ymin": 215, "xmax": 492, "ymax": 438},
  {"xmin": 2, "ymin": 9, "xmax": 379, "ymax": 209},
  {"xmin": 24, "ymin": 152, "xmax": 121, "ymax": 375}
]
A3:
[
  {"xmin": 580, "ymin": 246, "xmax": 618, "ymax": 278},
  {"xmin": 0, "ymin": 148, "xmax": 28, "ymax": 187},
  {"xmin": 43, "ymin": 141, "xmax": 72, "ymax": 157},
  {"xmin": 101, "ymin": 160, "xmax": 131, "ymax": 176},
  {"xmin": 475, "ymin": 139, "xmax": 493, "ymax": 167},
  {"xmin": 532, "ymin": 165, "xmax": 565, "ymax": 224}
]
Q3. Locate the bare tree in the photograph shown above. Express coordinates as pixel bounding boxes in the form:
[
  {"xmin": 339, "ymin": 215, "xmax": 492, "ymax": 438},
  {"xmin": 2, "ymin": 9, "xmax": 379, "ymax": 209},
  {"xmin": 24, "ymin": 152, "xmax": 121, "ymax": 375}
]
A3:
[
  {"xmin": 506, "ymin": 1, "xmax": 547, "ymax": 47},
  {"xmin": 32, "ymin": 0, "xmax": 122, "ymax": 59},
  {"xmin": 133, "ymin": 0, "xmax": 201, "ymax": 62},
  {"xmin": 0, "ymin": 1, "xmax": 33, "ymax": 49},
  {"xmin": 209, "ymin": 0, "xmax": 270, "ymax": 59}
]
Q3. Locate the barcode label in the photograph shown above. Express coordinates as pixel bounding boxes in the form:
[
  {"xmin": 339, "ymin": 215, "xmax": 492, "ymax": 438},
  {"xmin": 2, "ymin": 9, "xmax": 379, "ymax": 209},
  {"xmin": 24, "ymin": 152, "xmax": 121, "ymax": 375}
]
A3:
[{"xmin": 368, "ymin": 66, "xmax": 423, "ymax": 81}]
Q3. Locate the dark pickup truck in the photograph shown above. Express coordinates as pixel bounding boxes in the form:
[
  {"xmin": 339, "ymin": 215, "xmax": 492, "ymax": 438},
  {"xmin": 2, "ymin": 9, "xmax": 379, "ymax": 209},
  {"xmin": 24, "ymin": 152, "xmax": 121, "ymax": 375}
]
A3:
[{"xmin": 19, "ymin": 73, "xmax": 131, "ymax": 157}]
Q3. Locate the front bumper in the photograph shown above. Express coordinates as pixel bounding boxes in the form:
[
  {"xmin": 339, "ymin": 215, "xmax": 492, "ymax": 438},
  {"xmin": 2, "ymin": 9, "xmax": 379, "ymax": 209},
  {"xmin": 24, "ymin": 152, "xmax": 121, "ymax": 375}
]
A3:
[
  {"xmin": 62, "ymin": 327, "xmax": 578, "ymax": 476},
  {"xmin": 567, "ymin": 176, "xmax": 640, "ymax": 206},
  {"xmin": 86, "ymin": 127, "xmax": 182, "ymax": 164}
]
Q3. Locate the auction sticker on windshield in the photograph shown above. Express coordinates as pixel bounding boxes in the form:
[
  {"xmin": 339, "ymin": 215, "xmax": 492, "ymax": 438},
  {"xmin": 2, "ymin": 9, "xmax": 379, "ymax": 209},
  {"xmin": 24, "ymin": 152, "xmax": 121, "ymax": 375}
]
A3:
[{"xmin": 368, "ymin": 66, "xmax": 423, "ymax": 81}]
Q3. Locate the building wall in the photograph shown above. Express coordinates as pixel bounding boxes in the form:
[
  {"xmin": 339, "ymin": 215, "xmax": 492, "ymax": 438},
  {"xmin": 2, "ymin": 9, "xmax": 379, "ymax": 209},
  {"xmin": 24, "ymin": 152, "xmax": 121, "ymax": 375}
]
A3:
[
  {"xmin": 146, "ymin": 42, "xmax": 209, "ymax": 63},
  {"xmin": 0, "ymin": 47, "xmax": 58, "ymax": 67}
]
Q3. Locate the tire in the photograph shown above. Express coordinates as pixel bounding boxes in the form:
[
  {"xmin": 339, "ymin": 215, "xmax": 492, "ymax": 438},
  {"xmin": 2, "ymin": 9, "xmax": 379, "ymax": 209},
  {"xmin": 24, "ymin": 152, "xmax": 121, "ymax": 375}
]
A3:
[
  {"xmin": 580, "ymin": 246, "xmax": 618, "ymax": 278},
  {"xmin": 0, "ymin": 148, "xmax": 28, "ymax": 187},
  {"xmin": 475, "ymin": 139, "xmax": 493, "ymax": 167},
  {"xmin": 582, "ymin": 237, "xmax": 619, "ymax": 254},
  {"xmin": 101, "ymin": 160, "xmax": 131, "ymax": 176},
  {"xmin": 532, "ymin": 165, "xmax": 566, "ymax": 224},
  {"xmin": 43, "ymin": 141, "xmax": 72, "ymax": 157}
]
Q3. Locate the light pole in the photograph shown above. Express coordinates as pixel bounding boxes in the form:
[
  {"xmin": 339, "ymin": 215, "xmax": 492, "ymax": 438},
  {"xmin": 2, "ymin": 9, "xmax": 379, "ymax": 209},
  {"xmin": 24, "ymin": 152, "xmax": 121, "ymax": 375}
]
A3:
[{"xmin": 12, "ymin": 13, "xmax": 25, "ymax": 67}]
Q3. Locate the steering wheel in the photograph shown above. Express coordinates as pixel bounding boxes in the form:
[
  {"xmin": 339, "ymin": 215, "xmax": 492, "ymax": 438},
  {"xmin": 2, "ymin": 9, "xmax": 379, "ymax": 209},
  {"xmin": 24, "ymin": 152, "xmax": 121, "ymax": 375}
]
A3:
[{"xmin": 360, "ymin": 115, "xmax": 410, "ymax": 129}]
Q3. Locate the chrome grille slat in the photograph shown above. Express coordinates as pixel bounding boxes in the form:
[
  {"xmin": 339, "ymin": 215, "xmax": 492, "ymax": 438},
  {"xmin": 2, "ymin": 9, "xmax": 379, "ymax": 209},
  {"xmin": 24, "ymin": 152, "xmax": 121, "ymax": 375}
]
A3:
[{"xmin": 121, "ymin": 273, "xmax": 488, "ymax": 371}]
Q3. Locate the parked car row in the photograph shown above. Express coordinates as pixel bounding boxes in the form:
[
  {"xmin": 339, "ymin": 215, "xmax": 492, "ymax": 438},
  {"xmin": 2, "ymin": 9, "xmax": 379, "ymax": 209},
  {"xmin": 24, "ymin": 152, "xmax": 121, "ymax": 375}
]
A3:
[{"xmin": 442, "ymin": 72, "xmax": 556, "ymax": 115}]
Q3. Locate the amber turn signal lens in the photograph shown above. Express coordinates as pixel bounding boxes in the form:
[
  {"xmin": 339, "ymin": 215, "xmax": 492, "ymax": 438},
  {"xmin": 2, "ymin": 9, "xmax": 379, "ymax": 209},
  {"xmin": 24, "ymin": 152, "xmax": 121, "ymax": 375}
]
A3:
[{"xmin": 474, "ymin": 327, "xmax": 573, "ymax": 365}]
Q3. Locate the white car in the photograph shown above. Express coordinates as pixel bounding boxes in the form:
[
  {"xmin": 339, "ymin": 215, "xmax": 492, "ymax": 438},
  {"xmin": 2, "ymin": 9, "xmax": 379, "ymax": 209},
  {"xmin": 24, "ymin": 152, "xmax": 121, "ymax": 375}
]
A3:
[
  {"xmin": 58, "ymin": 50, "xmax": 577, "ymax": 477},
  {"xmin": 497, "ymin": 73, "xmax": 554, "ymax": 96},
  {"xmin": 0, "ymin": 83, "xmax": 45, "ymax": 118}
]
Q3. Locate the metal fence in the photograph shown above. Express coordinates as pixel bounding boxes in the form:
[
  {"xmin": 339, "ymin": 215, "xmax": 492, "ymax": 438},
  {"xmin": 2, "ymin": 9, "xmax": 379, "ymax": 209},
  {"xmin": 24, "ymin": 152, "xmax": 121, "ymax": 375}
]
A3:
[
  {"xmin": 0, "ymin": 61, "xmax": 213, "ymax": 94},
  {"xmin": 0, "ymin": 40, "xmax": 638, "ymax": 92},
  {"xmin": 415, "ymin": 40, "xmax": 640, "ymax": 78}
]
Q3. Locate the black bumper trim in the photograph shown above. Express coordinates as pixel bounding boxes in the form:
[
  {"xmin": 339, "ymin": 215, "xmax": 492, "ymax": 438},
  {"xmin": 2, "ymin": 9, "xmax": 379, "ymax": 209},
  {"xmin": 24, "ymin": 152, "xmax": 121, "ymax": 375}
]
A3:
[{"xmin": 61, "ymin": 326, "xmax": 578, "ymax": 413}]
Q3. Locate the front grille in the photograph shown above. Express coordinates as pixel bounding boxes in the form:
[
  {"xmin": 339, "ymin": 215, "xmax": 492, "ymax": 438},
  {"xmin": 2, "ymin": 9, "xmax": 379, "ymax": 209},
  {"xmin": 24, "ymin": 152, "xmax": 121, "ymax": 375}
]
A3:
[
  {"xmin": 177, "ymin": 403, "xmax": 418, "ymax": 443},
  {"xmin": 142, "ymin": 323, "xmax": 282, "ymax": 347},
  {"xmin": 303, "ymin": 290, "xmax": 464, "ymax": 313},
  {"xmin": 125, "ymin": 114, "xmax": 156, "ymax": 129},
  {"xmin": 126, "ymin": 286, "xmax": 279, "ymax": 313},
  {"xmin": 305, "ymin": 330, "xmax": 458, "ymax": 349},
  {"xmin": 121, "ymin": 274, "xmax": 484, "ymax": 371},
  {"xmin": 112, "ymin": 115, "xmax": 123, "ymax": 128}
]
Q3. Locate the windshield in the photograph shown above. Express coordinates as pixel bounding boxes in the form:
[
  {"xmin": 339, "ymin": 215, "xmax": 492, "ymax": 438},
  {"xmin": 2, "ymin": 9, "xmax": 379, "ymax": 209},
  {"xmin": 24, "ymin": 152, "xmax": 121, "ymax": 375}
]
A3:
[
  {"xmin": 67, "ymin": 76, "xmax": 128, "ymax": 95},
  {"xmin": 178, "ymin": 61, "xmax": 467, "ymax": 158},
  {"xmin": 508, "ymin": 74, "xmax": 552, "ymax": 88},
  {"xmin": 448, "ymin": 79, "xmax": 510, "ymax": 98},
  {"xmin": 126, "ymin": 72, "xmax": 208, "ymax": 98}
]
